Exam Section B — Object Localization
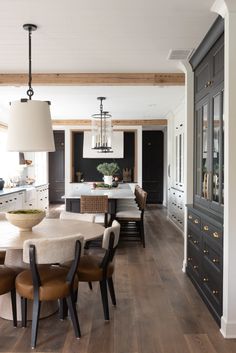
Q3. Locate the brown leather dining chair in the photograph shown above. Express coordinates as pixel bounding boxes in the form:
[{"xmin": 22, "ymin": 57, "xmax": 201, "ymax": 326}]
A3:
[
  {"xmin": 77, "ymin": 220, "xmax": 120, "ymax": 321},
  {"xmin": 15, "ymin": 235, "xmax": 83, "ymax": 349},
  {"xmin": 0, "ymin": 266, "xmax": 17, "ymax": 327}
]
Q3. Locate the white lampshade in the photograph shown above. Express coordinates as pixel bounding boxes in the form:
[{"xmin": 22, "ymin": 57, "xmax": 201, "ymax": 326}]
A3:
[{"xmin": 7, "ymin": 100, "xmax": 55, "ymax": 152}]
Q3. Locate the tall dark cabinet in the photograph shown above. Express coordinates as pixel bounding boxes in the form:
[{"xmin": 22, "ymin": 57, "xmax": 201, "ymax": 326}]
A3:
[
  {"xmin": 49, "ymin": 131, "xmax": 65, "ymax": 203},
  {"xmin": 186, "ymin": 17, "xmax": 224, "ymax": 325}
]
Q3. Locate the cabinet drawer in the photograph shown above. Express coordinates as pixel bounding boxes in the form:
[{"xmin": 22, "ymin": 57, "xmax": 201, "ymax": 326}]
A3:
[
  {"xmin": 187, "ymin": 243, "xmax": 201, "ymax": 282},
  {"xmin": 187, "ymin": 227, "xmax": 201, "ymax": 251},
  {"xmin": 201, "ymin": 222, "xmax": 223, "ymax": 245},
  {"xmin": 188, "ymin": 211, "xmax": 201, "ymax": 228},
  {"xmin": 202, "ymin": 238, "xmax": 222, "ymax": 272},
  {"xmin": 202, "ymin": 262, "xmax": 222, "ymax": 315}
]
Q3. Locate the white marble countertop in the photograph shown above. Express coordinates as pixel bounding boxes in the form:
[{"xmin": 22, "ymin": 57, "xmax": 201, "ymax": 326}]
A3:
[
  {"xmin": 64, "ymin": 183, "xmax": 135, "ymax": 199},
  {"xmin": 0, "ymin": 183, "xmax": 48, "ymax": 197}
]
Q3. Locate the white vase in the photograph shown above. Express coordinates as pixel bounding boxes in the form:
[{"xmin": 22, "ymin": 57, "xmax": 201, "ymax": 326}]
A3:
[{"xmin": 104, "ymin": 175, "xmax": 113, "ymax": 186}]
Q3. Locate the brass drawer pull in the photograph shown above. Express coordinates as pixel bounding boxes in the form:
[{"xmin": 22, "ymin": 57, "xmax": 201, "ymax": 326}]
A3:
[
  {"xmin": 213, "ymin": 231, "xmax": 219, "ymax": 238},
  {"xmin": 194, "ymin": 219, "xmax": 199, "ymax": 224},
  {"xmin": 203, "ymin": 249, "xmax": 209, "ymax": 254},
  {"xmin": 203, "ymin": 225, "xmax": 209, "ymax": 231},
  {"xmin": 187, "ymin": 234, "xmax": 192, "ymax": 238},
  {"xmin": 193, "ymin": 240, "xmax": 199, "ymax": 245},
  {"xmin": 212, "ymin": 290, "xmax": 219, "ymax": 295},
  {"xmin": 188, "ymin": 215, "xmax": 193, "ymax": 220},
  {"xmin": 193, "ymin": 265, "xmax": 198, "ymax": 269},
  {"xmin": 187, "ymin": 257, "xmax": 192, "ymax": 261},
  {"xmin": 203, "ymin": 277, "xmax": 209, "ymax": 282},
  {"xmin": 212, "ymin": 258, "xmax": 219, "ymax": 264}
]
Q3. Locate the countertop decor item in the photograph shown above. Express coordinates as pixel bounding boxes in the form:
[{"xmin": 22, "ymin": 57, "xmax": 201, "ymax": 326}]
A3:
[
  {"xmin": 91, "ymin": 97, "xmax": 113, "ymax": 153},
  {"xmin": 7, "ymin": 24, "xmax": 55, "ymax": 153},
  {"xmin": 6, "ymin": 209, "xmax": 46, "ymax": 231},
  {"xmin": 97, "ymin": 162, "xmax": 119, "ymax": 186}
]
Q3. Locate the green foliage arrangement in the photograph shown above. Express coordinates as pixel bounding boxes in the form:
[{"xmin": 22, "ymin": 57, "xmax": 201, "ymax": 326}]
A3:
[
  {"xmin": 97, "ymin": 162, "xmax": 119, "ymax": 176},
  {"xmin": 8, "ymin": 209, "xmax": 43, "ymax": 214}
]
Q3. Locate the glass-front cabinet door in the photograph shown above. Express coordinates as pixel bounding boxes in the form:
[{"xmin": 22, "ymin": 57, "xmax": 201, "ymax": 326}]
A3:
[{"xmin": 194, "ymin": 88, "xmax": 224, "ymax": 215}]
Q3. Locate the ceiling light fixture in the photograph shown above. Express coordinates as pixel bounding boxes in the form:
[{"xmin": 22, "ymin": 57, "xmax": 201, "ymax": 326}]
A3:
[
  {"xmin": 7, "ymin": 24, "xmax": 55, "ymax": 152},
  {"xmin": 91, "ymin": 97, "xmax": 113, "ymax": 153}
]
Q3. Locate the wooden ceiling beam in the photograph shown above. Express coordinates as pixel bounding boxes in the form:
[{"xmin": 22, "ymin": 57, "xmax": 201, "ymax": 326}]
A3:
[
  {"xmin": 0, "ymin": 73, "xmax": 184, "ymax": 86},
  {"xmin": 52, "ymin": 119, "xmax": 167, "ymax": 126}
]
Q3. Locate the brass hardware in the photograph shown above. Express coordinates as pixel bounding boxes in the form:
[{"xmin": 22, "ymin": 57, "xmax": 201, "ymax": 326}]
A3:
[
  {"xmin": 193, "ymin": 265, "xmax": 198, "ymax": 269},
  {"xmin": 203, "ymin": 249, "xmax": 209, "ymax": 254},
  {"xmin": 188, "ymin": 215, "xmax": 193, "ymax": 220},
  {"xmin": 212, "ymin": 290, "xmax": 219, "ymax": 295},
  {"xmin": 187, "ymin": 257, "xmax": 192, "ymax": 261},
  {"xmin": 187, "ymin": 234, "xmax": 192, "ymax": 238},
  {"xmin": 213, "ymin": 231, "xmax": 219, "ymax": 238},
  {"xmin": 212, "ymin": 258, "xmax": 219, "ymax": 263},
  {"xmin": 203, "ymin": 225, "xmax": 209, "ymax": 231},
  {"xmin": 193, "ymin": 240, "xmax": 198, "ymax": 245},
  {"xmin": 194, "ymin": 219, "xmax": 199, "ymax": 224},
  {"xmin": 203, "ymin": 277, "xmax": 209, "ymax": 282}
]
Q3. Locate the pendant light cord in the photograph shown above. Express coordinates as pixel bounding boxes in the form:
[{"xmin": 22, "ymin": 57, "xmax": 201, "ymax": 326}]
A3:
[{"xmin": 26, "ymin": 26, "xmax": 34, "ymax": 100}]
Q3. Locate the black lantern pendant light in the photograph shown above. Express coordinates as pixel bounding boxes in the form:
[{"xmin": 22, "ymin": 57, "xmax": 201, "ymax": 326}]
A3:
[
  {"xmin": 7, "ymin": 24, "xmax": 55, "ymax": 152},
  {"xmin": 91, "ymin": 97, "xmax": 113, "ymax": 153}
]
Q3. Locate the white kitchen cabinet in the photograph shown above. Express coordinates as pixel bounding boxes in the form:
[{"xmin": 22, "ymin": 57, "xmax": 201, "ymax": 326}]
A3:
[
  {"xmin": 36, "ymin": 185, "xmax": 49, "ymax": 211},
  {"xmin": 0, "ymin": 191, "xmax": 24, "ymax": 212}
]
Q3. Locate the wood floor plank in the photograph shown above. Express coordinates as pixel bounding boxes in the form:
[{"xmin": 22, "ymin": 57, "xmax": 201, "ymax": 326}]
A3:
[{"xmin": 185, "ymin": 334, "xmax": 218, "ymax": 353}]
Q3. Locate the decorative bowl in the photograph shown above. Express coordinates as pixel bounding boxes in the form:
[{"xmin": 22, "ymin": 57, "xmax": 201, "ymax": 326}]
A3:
[{"xmin": 6, "ymin": 209, "xmax": 46, "ymax": 231}]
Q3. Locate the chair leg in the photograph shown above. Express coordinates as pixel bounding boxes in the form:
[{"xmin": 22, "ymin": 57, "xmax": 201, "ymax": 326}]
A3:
[
  {"xmin": 140, "ymin": 219, "xmax": 145, "ymax": 248},
  {"xmin": 107, "ymin": 277, "xmax": 116, "ymax": 306},
  {"xmin": 88, "ymin": 282, "xmax": 93, "ymax": 290},
  {"xmin": 31, "ymin": 299, "xmax": 41, "ymax": 349},
  {"xmin": 59, "ymin": 298, "xmax": 68, "ymax": 320},
  {"xmin": 21, "ymin": 297, "xmax": 27, "ymax": 328},
  {"xmin": 66, "ymin": 294, "xmax": 81, "ymax": 338},
  {"xmin": 99, "ymin": 279, "xmax": 109, "ymax": 321},
  {"xmin": 10, "ymin": 289, "xmax": 17, "ymax": 327}
]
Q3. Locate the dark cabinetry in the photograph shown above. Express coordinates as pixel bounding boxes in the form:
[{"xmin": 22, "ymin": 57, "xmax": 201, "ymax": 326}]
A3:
[{"xmin": 187, "ymin": 17, "xmax": 224, "ymax": 325}]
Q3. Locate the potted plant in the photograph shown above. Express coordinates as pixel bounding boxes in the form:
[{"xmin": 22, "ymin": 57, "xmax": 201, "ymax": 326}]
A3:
[{"xmin": 97, "ymin": 162, "xmax": 119, "ymax": 186}]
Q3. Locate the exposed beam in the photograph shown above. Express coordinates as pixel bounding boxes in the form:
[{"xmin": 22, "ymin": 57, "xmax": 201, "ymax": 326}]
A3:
[
  {"xmin": 52, "ymin": 119, "xmax": 167, "ymax": 126},
  {"xmin": 0, "ymin": 73, "xmax": 185, "ymax": 86}
]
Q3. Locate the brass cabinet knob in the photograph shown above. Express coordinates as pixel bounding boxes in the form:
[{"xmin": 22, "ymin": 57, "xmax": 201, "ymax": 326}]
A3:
[
  {"xmin": 203, "ymin": 225, "xmax": 209, "ymax": 231},
  {"xmin": 187, "ymin": 234, "xmax": 192, "ymax": 238},
  {"xmin": 213, "ymin": 231, "xmax": 219, "ymax": 238},
  {"xmin": 212, "ymin": 290, "xmax": 219, "ymax": 295},
  {"xmin": 203, "ymin": 277, "xmax": 209, "ymax": 282},
  {"xmin": 193, "ymin": 265, "xmax": 198, "ymax": 269},
  {"xmin": 212, "ymin": 258, "xmax": 219, "ymax": 263},
  {"xmin": 203, "ymin": 249, "xmax": 209, "ymax": 254},
  {"xmin": 193, "ymin": 240, "xmax": 199, "ymax": 244},
  {"xmin": 187, "ymin": 257, "xmax": 192, "ymax": 261},
  {"xmin": 194, "ymin": 219, "xmax": 199, "ymax": 224},
  {"xmin": 188, "ymin": 215, "xmax": 193, "ymax": 220}
]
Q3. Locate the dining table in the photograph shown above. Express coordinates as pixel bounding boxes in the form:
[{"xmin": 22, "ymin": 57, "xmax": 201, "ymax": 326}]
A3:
[{"xmin": 0, "ymin": 217, "xmax": 105, "ymax": 320}]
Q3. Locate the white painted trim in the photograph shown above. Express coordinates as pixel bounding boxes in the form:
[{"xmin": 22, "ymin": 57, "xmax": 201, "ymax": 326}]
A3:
[{"xmin": 220, "ymin": 317, "xmax": 236, "ymax": 338}]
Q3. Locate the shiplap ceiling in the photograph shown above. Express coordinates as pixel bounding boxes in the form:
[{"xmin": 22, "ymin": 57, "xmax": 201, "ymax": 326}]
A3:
[{"xmin": 0, "ymin": 0, "xmax": 216, "ymax": 122}]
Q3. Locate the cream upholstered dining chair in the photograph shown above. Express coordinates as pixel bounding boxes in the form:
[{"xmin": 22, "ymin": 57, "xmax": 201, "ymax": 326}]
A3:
[
  {"xmin": 15, "ymin": 235, "xmax": 83, "ymax": 349},
  {"xmin": 76, "ymin": 220, "xmax": 120, "ymax": 321},
  {"xmin": 80, "ymin": 195, "xmax": 110, "ymax": 227},
  {"xmin": 60, "ymin": 210, "xmax": 95, "ymax": 223}
]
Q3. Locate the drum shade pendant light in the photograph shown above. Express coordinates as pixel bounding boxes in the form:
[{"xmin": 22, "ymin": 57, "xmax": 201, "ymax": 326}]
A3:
[
  {"xmin": 7, "ymin": 24, "xmax": 55, "ymax": 152},
  {"xmin": 91, "ymin": 97, "xmax": 113, "ymax": 153}
]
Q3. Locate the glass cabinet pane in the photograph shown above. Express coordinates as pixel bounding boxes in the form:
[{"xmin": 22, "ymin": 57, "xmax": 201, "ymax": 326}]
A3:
[
  {"xmin": 202, "ymin": 104, "xmax": 208, "ymax": 199},
  {"xmin": 212, "ymin": 94, "xmax": 220, "ymax": 203}
]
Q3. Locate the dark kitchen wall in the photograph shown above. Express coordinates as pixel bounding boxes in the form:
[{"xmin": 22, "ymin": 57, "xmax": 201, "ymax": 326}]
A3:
[{"xmin": 72, "ymin": 131, "xmax": 135, "ymax": 182}]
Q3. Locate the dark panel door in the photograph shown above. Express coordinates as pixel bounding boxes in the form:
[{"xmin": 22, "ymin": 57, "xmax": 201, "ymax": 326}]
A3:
[
  {"xmin": 142, "ymin": 131, "xmax": 163, "ymax": 204},
  {"xmin": 49, "ymin": 131, "xmax": 65, "ymax": 203}
]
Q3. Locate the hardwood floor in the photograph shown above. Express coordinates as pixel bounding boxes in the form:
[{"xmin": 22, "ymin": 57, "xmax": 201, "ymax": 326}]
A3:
[{"xmin": 1, "ymin": 205, "xmax": 236, "ymax": 352}]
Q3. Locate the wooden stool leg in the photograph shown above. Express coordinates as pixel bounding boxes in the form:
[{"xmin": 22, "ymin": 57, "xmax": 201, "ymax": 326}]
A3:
[
  {"xmin": 31, "ymin": 299, "xmax": 41, "ymax": 349},
  {"xmin": 66, "ymin": 294, "xmax": 81, "ymax": 338},
  {"xmin": 21, "ymin": 297, "xmax": 27, "ymax": 327}
]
